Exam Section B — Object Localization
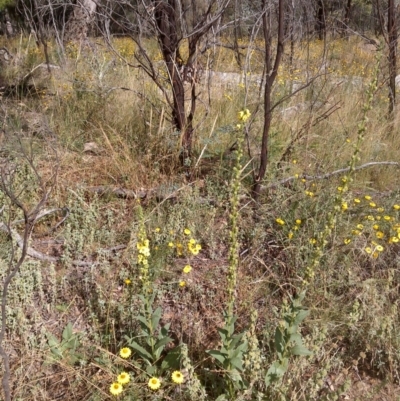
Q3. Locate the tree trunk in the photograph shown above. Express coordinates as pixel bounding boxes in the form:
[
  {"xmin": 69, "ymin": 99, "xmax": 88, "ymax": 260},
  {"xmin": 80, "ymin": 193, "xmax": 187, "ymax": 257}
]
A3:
[
  {"xmin": 154, "ymin": 0, "xmax": 192, "ymax": 157},
  {"xmin": 341, "ymin": 0, "xmax": 352, "ymax": 36},
  {"xmin": 64, "ymin": 0, "xmax": 97, "ymax": 42},
  {"xmin": 388, "ymin": 0, "xmax": 397, "ymax": 115},
  {"xmin": 252, "ymin": 0, "xmax": 285, "ymax": 199},
  {"xmin": 3, "ymin": 8, "xmax": 14, "ymax": 37},
  {"xmin": 315, "ymin": 0, "xmax": 325, "ymax": 40}
]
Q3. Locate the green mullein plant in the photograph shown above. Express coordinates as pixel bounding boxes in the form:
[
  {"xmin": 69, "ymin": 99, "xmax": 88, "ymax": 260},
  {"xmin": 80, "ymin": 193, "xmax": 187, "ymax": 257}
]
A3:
[
  {"xmin": 124, "ymin": 202, "xmax": 174, "ymax": 377},
  {"xmin": 207, "ymin": 110, "xmax": 249, "ymax": 399},
  {"xmin": 302, "ymin": 52, "xmax": 380, "ymax": 288},
  {"xmin": 264, "ymin": 292, "xmax": 312, "ymax": 392}
]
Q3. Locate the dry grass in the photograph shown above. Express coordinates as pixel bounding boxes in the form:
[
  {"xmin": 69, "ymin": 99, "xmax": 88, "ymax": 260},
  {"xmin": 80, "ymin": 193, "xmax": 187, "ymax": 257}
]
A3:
[{"xmin": 1, "ymin": 34, "xmax": 400, "ymax": 400}]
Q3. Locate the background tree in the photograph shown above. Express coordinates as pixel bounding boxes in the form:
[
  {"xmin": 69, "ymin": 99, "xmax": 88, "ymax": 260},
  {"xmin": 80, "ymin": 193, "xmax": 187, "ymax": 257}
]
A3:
[
  {"xmin": 98, "ymin": 0, "xmax": 232, "ymax": 160},
  {"xmin": 388, "ymin": 0, "xmax": 397, "ymax": 114}
]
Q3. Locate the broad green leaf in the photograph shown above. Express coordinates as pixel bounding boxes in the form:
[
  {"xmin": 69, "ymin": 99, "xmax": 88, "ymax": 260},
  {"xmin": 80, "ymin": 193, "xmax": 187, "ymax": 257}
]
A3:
[
  {"xmin": 230, "ymin": 332, "xmax": 244, "ymax": 348},
  {"xmin": 274, "ymin": 328, "xmax": 285, "ymax": 354},
  {"xmin": 51, "ymin": 349, "xmax": 63, "ymax": 358},
  {"xmin": 215, "ymin": 395, "xmax": 228, "ymax": 401},
  {"xmin": 129, "ymin": 340, "xmax": 153, "ymax": 360},
  {"xmin": 47, "ymin": 334, "xmax": 60, "ymax": 348},
  {"xmin": 217, "ymin": 327, "xmax": 228, "ymax": 343},
  {"xmin": 229, "ymin": 356, "xmax": 244, "ymax": 371},
  {"xmin": 158, "ymin": 323, "xmax": 171, "ymax": 339},
  {"xmin": 265, "ymin": 359, "xmax": 289, "ymax": 387},
  {"xmin": 289, "ymin": 333, "xmax": 302, "ymax": 345},
  {"xmin": 151, "ymin": 307, "xmax": 162, "ymax": 330},
  {"xmin": 146, "ymin": 365, "xmax": 156, "ymax": 375},
  {"xmin": 294, "ymin": 309, "xmax": 310, "ymax": 326},
  {"xmin": 228, "ymin": 368, "xmax": 243, "ymax": 382},
  {"xmin": 161, "ymin": 347, "xmax": 181, "ymax": 371},
  {"xmin": 154, "ymin": 336, "xmax": 173, "ymax": 351},
  {"xmin": 62, "ymin": 323, "xmax": 73, "ymax": 341},
  {"xmin": 136, "ymin": 316, "xmax": 150, "ymax": 333},
  {"xmin": 65, "ymin": 337, "xmax": 80, "ymax": 350},
  {"xmin": 290, "ymin": 344, "xmax": 313, "ymax": 356},
  {"xmin": 207, "ymin": 350, "xmax": 227, "ymax": 365}
]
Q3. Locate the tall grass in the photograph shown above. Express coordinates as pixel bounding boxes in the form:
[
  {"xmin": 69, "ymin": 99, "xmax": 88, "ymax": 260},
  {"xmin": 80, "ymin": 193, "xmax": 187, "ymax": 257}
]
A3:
[{"xmin": 1, "ymin": 35, "xmax": 400, "ymax": 400}]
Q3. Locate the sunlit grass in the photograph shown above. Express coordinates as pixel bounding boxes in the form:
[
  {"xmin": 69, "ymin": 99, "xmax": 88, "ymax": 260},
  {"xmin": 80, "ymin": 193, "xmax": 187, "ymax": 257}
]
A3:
[{"xmin": 1, "ymin": 34, "xmax": 400, "ymax": 400}]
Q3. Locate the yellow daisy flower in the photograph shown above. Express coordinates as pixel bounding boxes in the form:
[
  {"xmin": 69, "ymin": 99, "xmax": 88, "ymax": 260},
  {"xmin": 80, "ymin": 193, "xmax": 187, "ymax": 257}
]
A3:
[
  {"xmin": 110, "ymin": 382, "xmax": 123, "ymax": 396},
  {"xmin": 183, "ymin": 265, "xmax": 192, "ymax": 274},
  {"xmin": 119, "ymin": 348, "xmax": 131, "ymax": 359},
  {"xmin": 171, "ymin": 371, "xmax": 184, "ymax": 384},
  {"xmin": 184, "ymin": 228, "xmax": 191, "ymax": 235},
  {"xmin": 117, "ymin": 372, "xmax": 130, "ymax": 385},
  {"xmin": 148, "ymin": 377, "xmax": 161, "ymax": 390}
]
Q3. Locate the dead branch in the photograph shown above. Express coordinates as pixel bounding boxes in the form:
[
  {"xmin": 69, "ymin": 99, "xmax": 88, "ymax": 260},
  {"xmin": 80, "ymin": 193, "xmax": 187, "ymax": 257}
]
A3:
[{"xmin": 264, "ymin": 161, "xmax": 400, "ymax": 190}]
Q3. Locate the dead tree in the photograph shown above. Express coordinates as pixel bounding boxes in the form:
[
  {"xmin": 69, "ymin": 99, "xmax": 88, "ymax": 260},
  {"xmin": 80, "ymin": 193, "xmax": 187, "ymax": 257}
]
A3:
[{"xmin": 252, "ymin": 0, "xmax": 285, "ymax": 199}]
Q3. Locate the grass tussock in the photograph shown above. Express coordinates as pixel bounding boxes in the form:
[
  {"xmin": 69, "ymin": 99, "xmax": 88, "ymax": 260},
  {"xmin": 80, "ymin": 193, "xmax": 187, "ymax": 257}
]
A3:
[{"xmin": 1, "ymin": 34, "xmax": 400, "ymax": 401}]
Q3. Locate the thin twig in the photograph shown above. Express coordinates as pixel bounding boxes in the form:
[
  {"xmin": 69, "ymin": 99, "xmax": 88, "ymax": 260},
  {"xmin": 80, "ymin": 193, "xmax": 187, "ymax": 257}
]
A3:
[{"xmin": 264, "ymin": 161, "xmax": 400, "ymax": 190}]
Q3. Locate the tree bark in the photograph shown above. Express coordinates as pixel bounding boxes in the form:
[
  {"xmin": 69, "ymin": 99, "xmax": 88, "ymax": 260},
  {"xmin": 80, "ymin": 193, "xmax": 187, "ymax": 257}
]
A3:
[
  {"xmin": 3, "ymin": 8, "xmax": 14, "ymax": 37},
  {"xmin": 252, "ymin": 0, "xmax": 285, "ymax": 199},
  {"xmin": 388, "ymin": 0, "xmax": 397, "ymax": 115},
  {"xmin": 315, "ymin": 0, "xmax": 325, "ymax": 40},
  {"xmin": 64, "ymin": 0, "xmax": 97, "ymax": 42}
]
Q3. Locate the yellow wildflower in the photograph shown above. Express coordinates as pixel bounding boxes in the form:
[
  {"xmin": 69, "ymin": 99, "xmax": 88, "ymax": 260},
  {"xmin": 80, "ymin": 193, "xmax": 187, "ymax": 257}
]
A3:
[
  {"xmin": 238, "ymin": 108, "xmax": 251, "ymax": 122},
  {"xmin": 148, "ymin": 377, "xmax": 161, "ymax": 390},
  {"xmin": 110, "ymin": 382, "xmax": 123, "ymax": 396},
  {"xmin": 171, "ymin": 371, "xmax": 184, "ymax": 384},
  {"xmin": 183, "ymin": 265, "xmax": 192, "ymax": 274},
  {"xmin": 117, "ymin": 372, "xmax": 130, "ymax": 385},
  {"xmin": 119, "ymin": 348, "xmax": 131, "ymax": 359}
]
